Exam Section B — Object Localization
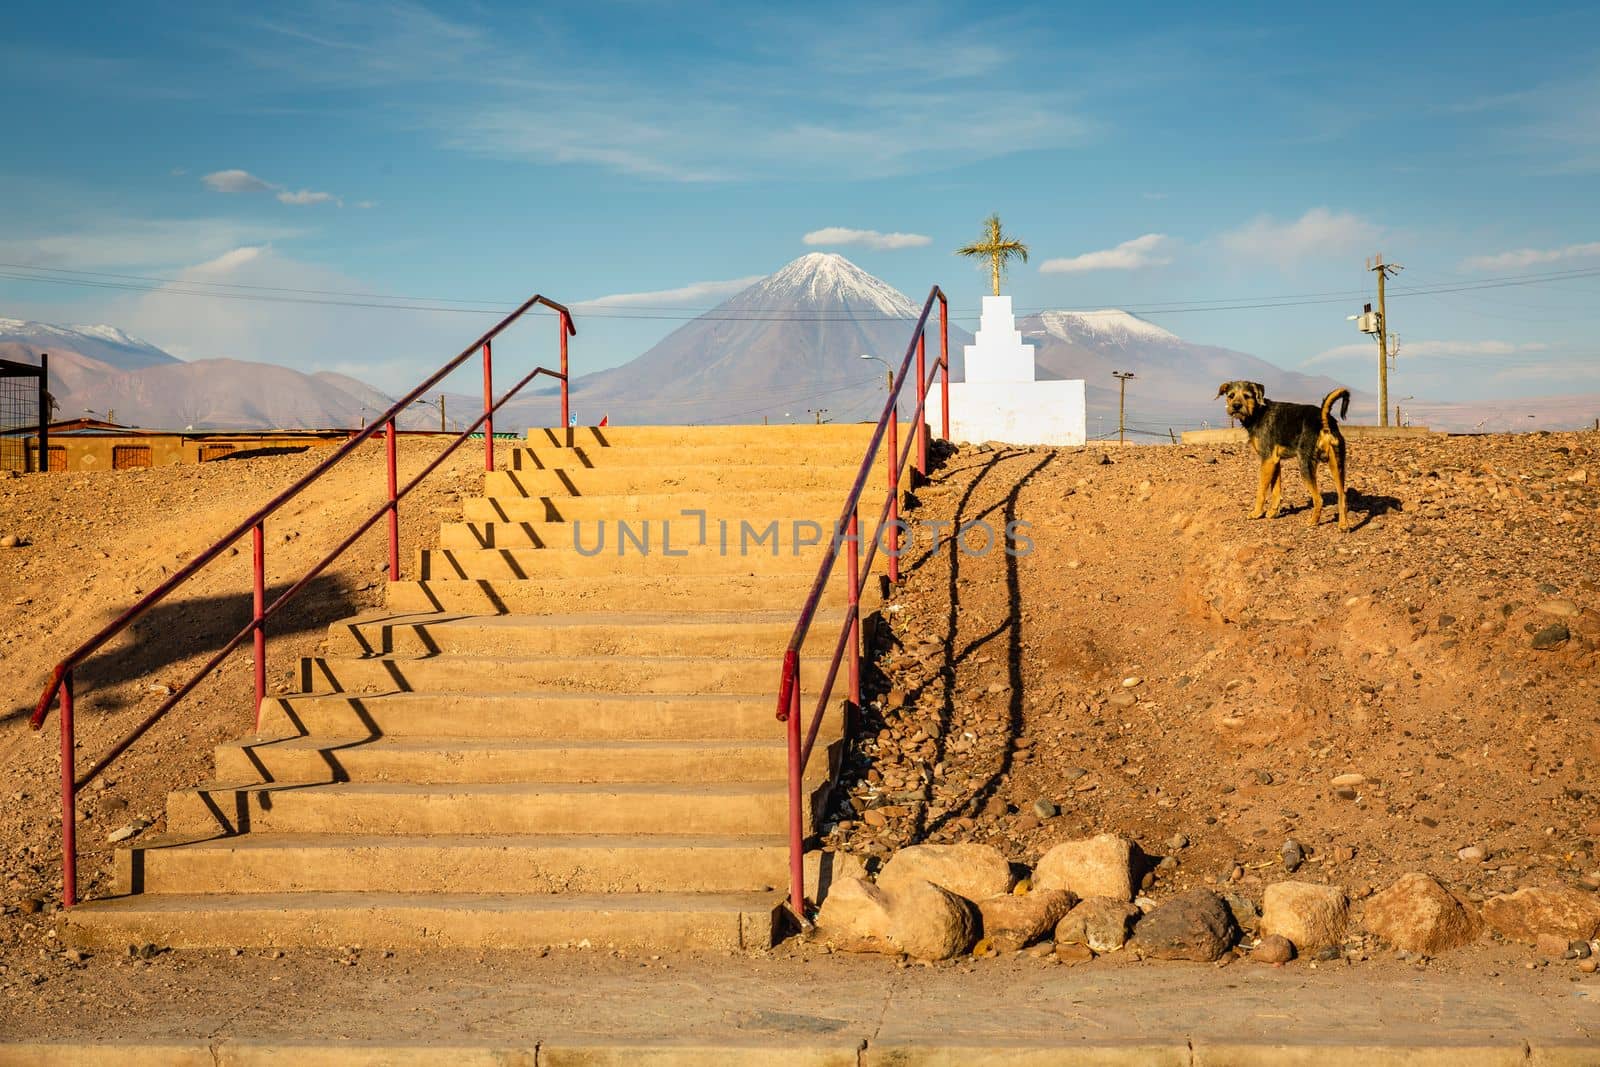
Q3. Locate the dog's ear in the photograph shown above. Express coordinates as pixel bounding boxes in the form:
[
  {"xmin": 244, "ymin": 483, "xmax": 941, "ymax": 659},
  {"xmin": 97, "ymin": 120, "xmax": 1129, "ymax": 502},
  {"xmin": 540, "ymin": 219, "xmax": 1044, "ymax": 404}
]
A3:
[
  {"xmin": 1246, "ymin": 382, "xmax": 1265, "ymax": 401},
  {"xmin": 1216, "ymin": 382, "xmax": 1232, "ymax": 398}
]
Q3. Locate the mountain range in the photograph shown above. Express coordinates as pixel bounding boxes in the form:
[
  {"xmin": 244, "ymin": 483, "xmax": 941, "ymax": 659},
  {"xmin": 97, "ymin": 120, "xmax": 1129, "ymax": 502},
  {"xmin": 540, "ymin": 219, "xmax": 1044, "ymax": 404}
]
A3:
[{"xmin": 5, "ymin": 257, "xmax": 1594, "ymax": 435}]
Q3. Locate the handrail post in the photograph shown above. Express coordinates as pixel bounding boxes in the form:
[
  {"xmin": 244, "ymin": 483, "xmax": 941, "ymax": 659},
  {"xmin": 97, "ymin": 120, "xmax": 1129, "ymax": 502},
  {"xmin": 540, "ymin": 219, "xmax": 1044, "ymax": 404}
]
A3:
[
  {"xmin": 887, "ymin": 404, "xmax": 901, "ymax": 585},
  {"xmin": 846, "ymin": 513, "xmax": 861, "ymax": 708},
  {"xmin": 939, "ymin": 296, "xmax": 950, "ymax": 441},
  {"xmin": 560, "ymin": 312, "xmax": 571, "ymax": 432},
  {"xmin": 915, "ymin": 330, "xmax": 928, "ymax": 480},
  {"xmin": 483, "ymin": 340, "xmax": 495, "ymax": 473},
  {"xmin": 59, "ymin": 672, "xmax": 76, "ymax": 908},
  {"xmin": 251, "ymin": 523, "xmax": 266, "ymax": 730},
  {"xmin": 385, "ymin": 420, "xmax": 400, "ymax": 580},
  {"xmin": 784, "ymin": 655, "xmax": 805, "ymax": 920}
]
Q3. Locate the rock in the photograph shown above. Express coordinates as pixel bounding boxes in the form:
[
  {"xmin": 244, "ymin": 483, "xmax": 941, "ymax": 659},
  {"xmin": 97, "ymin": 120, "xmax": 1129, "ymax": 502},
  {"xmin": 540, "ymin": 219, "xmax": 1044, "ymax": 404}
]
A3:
[
  {"xmin": 803, "ymin": 850, "xmax": 869, "ymax": 906},
  {"xmin": 1055, "ymin": 941, "xmax": 1095, "ymax": 965},
  {"xmin": 1280, "ymin": 839, "xmax": 1305, "ymax": 873},
  {"xmin": 1252, "ymin": 934, "xmax": 1295, "ymax": 964},
  {"xmin": 1032, "ymin": 798, "xmax": 1059, "ymax": 820},
  {"xmin": 1128, "ymin": 889, "xmax": 1237, "ymax": 962},
  {"xmin": 1580, "ymin": 957, "xmax": 1599, "ymax": 974},
  {"xmin": 1362, "ymin": 873, "xmax": 1480, "ymax": 955},
  {"xmin": 1260, "ymin": 882, "xmax": 1349, "ymax": 951},
  {"xmin": 19, "ymin": 897, "xmax": 42, "ymax": 915},
  {"xmin": 1222, "ymin": 892, "xmax": 1260, "ymax": 934},
  {"xmin": 1034, "ymin": 834, "xmax": 1138, "ymax": 902},
  {"xmin": 0, "ymin": 534, "xmax": 19, "ymax": 549},
  {"xmin": 1330, "ymin": 773, "xmax": 1365, "ymax": 788},
  {"xmin": 1482, "ymin": 886, "xmax": 1600, "ymax": 943},
  {"xmin": 878, "ymin": 843, "xmax": 1013, "ymax": 903},
  {"xmin": 978, "ymin": 889, "xmax": 1074, "ymax": 952},
  {"xmin": 1530, "ymin": 623, "xmax": 1570, "ymax": 650},
  {"xmin": 1457, "ymin": 846, "xmax": 1486, "ymax": 863},
  {"xmin": 1535, "ymin": 932, "xmax": 1569, "ymax": 957},
  {"xmin": 1166, "ymin": 833, "xmax": 1188, "ymax": 852},
  {"xmin": 1107, "ymin": 691, "xmax": 1137, "ymax": 708},
  {"xmin": 1055, "ymin": 896, "xmax": 1142, "ymax": 953},
  {"xmin": 106, "ymin": 820, "xmax": 149, "ymax": 844},
  {"xmin": 1121, "ymin": 676, "xmax": 1143, "ymax": 688},
  {"xmin": 1538, "ymin": 598, "xmax": 1581, "ymax": 618},
  {"xmin": 814, "ymin": 875, "xmax": 978, "ymax": 961}
]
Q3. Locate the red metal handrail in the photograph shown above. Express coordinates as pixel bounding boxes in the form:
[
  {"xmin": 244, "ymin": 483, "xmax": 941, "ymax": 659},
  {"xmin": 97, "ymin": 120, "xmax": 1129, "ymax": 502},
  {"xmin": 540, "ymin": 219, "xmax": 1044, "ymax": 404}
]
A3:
[
  {"xmin": 30, "ymin": 292, "xmax": 576, "ymax": 907},
  {"xmin": 776, "ymin": 285, "xmax": 949, "ymax": 922}
]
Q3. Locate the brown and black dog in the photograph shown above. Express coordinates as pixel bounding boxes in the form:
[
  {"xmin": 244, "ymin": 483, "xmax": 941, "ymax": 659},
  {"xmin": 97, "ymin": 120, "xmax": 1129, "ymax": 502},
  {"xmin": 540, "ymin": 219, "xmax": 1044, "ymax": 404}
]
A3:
[{"xmin": 1216, "ymin": 381, "xmax": 1351, "ymax": 530}]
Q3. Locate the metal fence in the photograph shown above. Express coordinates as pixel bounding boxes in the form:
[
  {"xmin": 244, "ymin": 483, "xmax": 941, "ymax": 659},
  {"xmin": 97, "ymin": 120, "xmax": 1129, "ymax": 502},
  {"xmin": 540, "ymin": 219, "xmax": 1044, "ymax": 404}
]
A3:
[{"xmin": 0, "ymin": 355, "xmax": 48, "ymax": 473}]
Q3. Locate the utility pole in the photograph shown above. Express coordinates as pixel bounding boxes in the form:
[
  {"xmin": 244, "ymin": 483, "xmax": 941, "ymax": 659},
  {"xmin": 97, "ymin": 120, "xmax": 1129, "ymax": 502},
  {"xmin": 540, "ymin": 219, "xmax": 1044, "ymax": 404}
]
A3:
[
  {"xmin": 1112, "ymin": 371, "xmax": 1135, "ymax": 445},
  {"xmin": 437, "ymin": 393, "xmax": 446, "ymax": 433},
  {"xmin": 1366, "ymin": 254, "xmax": 1403, "ymax": 427}
]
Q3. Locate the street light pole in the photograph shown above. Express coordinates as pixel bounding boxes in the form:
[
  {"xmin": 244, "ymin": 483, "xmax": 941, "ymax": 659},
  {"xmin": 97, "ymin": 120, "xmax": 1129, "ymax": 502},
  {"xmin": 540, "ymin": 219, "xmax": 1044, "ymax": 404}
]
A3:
[
  {"xmin": 1112, "ymin": 371, "xmax": 1135, "ymax": 445},
  {"xmin": 860, "ymin": 354, "xmax": 893, "ymax": 393}
]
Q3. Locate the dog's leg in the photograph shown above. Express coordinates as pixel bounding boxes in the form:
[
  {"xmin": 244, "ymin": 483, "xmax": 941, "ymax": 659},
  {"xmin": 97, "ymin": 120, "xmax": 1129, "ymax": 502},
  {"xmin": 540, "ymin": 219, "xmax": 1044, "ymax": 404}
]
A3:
[
  {"xmin": 1250, "ymin": 456, "xmax": 1276, "ymax": 519},
  {"xmin": 1299, "ymin": 461, "xmax": 1322, "ymax": 526},
  {"xmin": 1327, "ymin": 438, "xmax": 1349, "ymax": 531},
  {"xmin": 1266, "ymin": 452, "xmax": 1287, "ymax": 518}
]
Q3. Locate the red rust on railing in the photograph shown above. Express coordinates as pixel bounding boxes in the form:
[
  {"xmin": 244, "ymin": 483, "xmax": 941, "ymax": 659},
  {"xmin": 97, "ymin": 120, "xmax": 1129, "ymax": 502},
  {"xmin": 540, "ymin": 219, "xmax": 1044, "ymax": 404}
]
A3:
[
  {"xmin": 30, "ymin": 293, "xmax": 575, "ymax": 908},
  {"xmin": 775, "ymin": 285, "xmax": 949, "ymax": 921}
]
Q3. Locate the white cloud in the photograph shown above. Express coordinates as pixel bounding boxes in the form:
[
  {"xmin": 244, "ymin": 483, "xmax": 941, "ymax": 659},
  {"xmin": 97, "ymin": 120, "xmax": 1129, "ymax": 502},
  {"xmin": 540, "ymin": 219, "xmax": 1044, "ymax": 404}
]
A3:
[
  {"xmin": 1305, "ymin": 338, "xmax": 1551, "ymax": 366},
  {"xmin": 277, "ymin": 189, "xmax": 340, "ymax": 206},
  {"xmin": 802, "ymin": 227, "xmax": 931, "ymax": 251},
  {"xmin": 1040, "ymin": 233, "xmax": 1172, "ymax": 274},
  {"xmin": 0, "ymin": 217, "xmax": 303, "ymax": 270},
  {"xmin": 576, "ymin": 276, "xmax": 764, "ymax": 309},
  {"xmin": 202, "ymin": 169, "xmax": 340, "ymax": 206},
  {"xmin": 1461, "ymin": 240, "xmax": 1600, "ymax": 272},
  {"xmin": 202, "ymin": 169, "xmax": 275, "ymax": 193},
  {"xmin": 1218, "ymin": 208, "xmax": 1382, "ymax": 267}
]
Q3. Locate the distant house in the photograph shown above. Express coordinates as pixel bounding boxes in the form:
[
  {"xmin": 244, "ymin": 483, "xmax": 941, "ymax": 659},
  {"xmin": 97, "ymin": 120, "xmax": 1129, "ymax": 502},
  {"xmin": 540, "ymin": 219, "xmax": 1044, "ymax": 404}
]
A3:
[{"xmin": 19, "ymin": 420, "xmax": 351, "ymax": 472}]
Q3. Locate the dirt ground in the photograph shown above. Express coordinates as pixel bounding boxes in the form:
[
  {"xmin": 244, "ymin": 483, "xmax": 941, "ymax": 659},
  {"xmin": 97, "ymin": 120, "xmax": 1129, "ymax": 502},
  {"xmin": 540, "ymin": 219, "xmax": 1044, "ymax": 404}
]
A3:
[
  {"xmin": 831, "ymin": 431, "xmax": 1600, "ymax": 954},
  {"xmin": 2, "ymin": 429, "xmax": 1599, "ymax": 1042}
]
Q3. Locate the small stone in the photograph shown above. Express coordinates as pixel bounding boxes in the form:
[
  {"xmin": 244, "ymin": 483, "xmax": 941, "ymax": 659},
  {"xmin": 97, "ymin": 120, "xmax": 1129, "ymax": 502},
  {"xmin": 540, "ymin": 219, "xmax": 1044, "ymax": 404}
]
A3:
[
  {"xmin": 106, "ymin": 821, "xmax": 148, "ymax": 844},
  {"xmin": 978, "ymin": 889, "xmax": 1075, "ymax": 952},
  {"xmin": 1054, "ymin": 941, "xmax": 1095, "ymax": 965},
  {"xmin": 1166, "ymin": 833, "xmax": 1189, "ymax": 852},
  {"xmin": 1056, "ymin": 896, "xmax": 1142, "ymax": 953},
  {"xmin": 63, "ymin": 949, "xmax": 87, "ymax": 964},
  {"xmin": 1251, "ymin": 934, "xmax": 1295, "ymax": 964},
  {"xmin": 1107, "ymin": 691, "xmax": 1136, "ymax": 708},
  {"xmin": 1535, "ymin": 932, "xmax": 1569, "ymax": 957},
  {"xmin": 1578, "ymin": 956, "xmax": 1599, "ymax": 974},
  {"xmin": 0, "ymin": 534, "xmax": 20, "ymax": 549},
  {"xmin": 18, "ymin": 898, "xmax": 42, "ymax": 915},
  {"xmin": 1222, "ymin": 892, "xmax": 1260, "ymax": 934},
  {"xmin": 1330, "ymin": 773, "xmax": 1365, "ymax": 788},
  {"xmin": 1280, "ymin": 839, "xmax": 1305, "ymax": 873},
  {"xmin": 1530, "ymin": 623, "xmax": 1570, "ymax": 650},
  {"xmin": 1032, "ymin": 798, "xmax": 1059, "ymax": 820},
  {"xmin": 1537, "ymin": 598, "xmax": 1581, "ymax": 618},
  {"xmin": 1121, "ymin": 676, "xmax": 1142, "ymax": 688},
  {"xmin": 1457, "ymin": 846, "xmax": 1486, "ymax": 863}
]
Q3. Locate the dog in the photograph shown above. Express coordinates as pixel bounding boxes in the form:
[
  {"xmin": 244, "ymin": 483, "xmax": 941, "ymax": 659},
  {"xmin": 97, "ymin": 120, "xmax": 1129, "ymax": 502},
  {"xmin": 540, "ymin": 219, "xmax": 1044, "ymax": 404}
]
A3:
[{"xmin": 1216, "ymin": 381, "xmax": 1351, "ymax": 530}]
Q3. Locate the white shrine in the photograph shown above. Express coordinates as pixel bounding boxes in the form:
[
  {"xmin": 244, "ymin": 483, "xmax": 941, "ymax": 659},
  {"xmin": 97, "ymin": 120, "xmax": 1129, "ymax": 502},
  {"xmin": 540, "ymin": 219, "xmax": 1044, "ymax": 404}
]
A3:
[{"xmin": 948, "ymin": 295, "xmax": 1086, "ymax": 446}]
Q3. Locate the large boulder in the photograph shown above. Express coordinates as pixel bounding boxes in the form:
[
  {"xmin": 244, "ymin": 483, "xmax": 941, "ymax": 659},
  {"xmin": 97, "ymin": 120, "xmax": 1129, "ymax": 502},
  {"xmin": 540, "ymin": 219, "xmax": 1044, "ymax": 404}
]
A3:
[
  {"xmin": 813, "ymin": 875, "xmax": 978, "ymax": 961},
  {"xmin": 1260, "ymin": 881, "xmax": 1349, "ymax": 952},
  {"xmin": 1056, "ymin": 896, "xmax": 1142, "ymax": 954},
  {"xmin": 1033, "ymin": 834, "xmax": 1137, "ymax": 902},
  {"xmin": 1482, "ymin": 886, "xmax": 1600, "ymax": 944},
  {"xmin": 878, "ymin": 843, "xmax": 1014, "ymax": 903},
  {"xmin": 1362, "ymin": 874, "xmax": 1479, "ymax": 955},
  {"xmin": 978, "ymin": 889, "xmax": 1074, "ymax": 952},
  {"xmin": 1129, "ymin": 889, "xmax": 1237, "ymax": 962},
  {"xmin": 803, "ymin": 850, "xmax": 870, "ymax": 906}
]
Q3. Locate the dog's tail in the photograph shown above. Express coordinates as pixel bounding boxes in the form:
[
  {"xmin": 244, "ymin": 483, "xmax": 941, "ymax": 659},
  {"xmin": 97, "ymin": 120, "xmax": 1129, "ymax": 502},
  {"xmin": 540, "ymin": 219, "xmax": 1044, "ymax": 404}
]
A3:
[{"xmin": 1320, "ymin": 387, "xmax": 1350, "ymax": 433}]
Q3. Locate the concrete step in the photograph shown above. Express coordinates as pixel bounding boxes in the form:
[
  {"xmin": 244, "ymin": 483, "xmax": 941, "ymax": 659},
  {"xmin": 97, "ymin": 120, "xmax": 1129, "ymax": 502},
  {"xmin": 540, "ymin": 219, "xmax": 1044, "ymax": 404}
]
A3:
[
  {"xmin": 324, "ymin": 611, "xmax": 839, "ymax": 659},
  {"xmin": 462, "ymin": 490, "xmax": 864, "ymax": 523},
  {"xmin": 166, "ymin": 781, "xmax": 797, "ymax": 837},
  {"xmin": 415, "ymin": 542, "xmax": 828, "ymax": 580},
  {"xmin": 386, "ymin": 573, "xmax": 850, "ymax": 614},
  {"xmin": 117, "ymin": 833, "xmax": 789, "ymax": 896},
  {"xmin": 298, "ymin": 652, "xmax": 834, "ymax": 696},
  {"xmin": 483, "ymin": 465, "xmax": 857, "ymax": 499},
  {"xmin": 212, "ymin": 736, "xmax": 807, "ymax": 785},
  {"xmin": 258, "ymin": 691, "xmax": 846, "ymax": 742},
  {"xmin": 508, "ymin": 441, "xmax": 870, "ymax": 470},
  {"xmin": 526, "ymin": 424, "xmax": 876, "ymax": 448},
  {"xmin": 438, "ymin": 517, "xmax": 851, "ymax": 553},
  {"xmin": 65, "ymin": 891, "xmax": 779, "ymax": 951}
]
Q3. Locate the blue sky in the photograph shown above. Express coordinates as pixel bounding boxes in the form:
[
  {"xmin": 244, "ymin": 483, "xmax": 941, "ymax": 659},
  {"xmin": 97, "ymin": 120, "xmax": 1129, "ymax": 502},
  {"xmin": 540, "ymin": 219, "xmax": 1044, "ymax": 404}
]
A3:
[{"xmin": 1, "ymin": 1, "xmax": 1597, "ymax": 401}]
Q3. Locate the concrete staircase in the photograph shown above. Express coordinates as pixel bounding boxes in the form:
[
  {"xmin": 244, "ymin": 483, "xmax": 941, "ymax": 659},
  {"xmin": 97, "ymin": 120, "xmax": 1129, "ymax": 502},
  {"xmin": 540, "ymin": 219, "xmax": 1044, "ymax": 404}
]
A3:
[{"xmin": 67, "ymin": 424, "xmax": 873, "ymax": 952}]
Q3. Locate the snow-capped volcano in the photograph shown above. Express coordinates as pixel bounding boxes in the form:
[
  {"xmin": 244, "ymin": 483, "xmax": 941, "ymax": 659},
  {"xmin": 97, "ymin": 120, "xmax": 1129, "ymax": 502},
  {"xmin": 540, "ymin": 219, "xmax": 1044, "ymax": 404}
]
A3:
[
  {"xmin": 1035, "ymin": 309, "xmax": 1179, "ymax": 347},
  {"xmin": 735, "ymin": 252, "xmax": 921, "ymax": 318},
  {"xmin": 0, "ymin": 318, "xmax": 179, "ymax": 371}
]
